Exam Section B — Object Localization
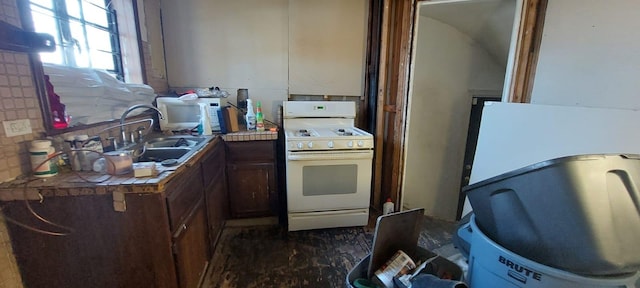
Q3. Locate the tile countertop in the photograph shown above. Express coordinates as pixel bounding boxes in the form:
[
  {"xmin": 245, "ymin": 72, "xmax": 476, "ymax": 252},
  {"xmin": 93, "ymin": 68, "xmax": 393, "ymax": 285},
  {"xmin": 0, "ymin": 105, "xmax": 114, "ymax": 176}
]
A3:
[
  {"xmin": 0, "ymin": 136, "xmax": 217, "ymax": 201},
  {"xmin": 221, "ymin": 128, "xmax": 279, "ymax": 142},
  {"xmin": 0, "ymin": 130, "xmax": 278, "ymax": 202}
]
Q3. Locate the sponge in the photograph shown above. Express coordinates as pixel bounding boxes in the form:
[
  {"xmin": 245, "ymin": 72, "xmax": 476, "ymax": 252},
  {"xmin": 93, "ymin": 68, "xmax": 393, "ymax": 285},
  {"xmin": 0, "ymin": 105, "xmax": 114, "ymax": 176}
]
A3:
[{"xmin": 133, "ymin": 162, "xmax": 157, "ymax": 177}]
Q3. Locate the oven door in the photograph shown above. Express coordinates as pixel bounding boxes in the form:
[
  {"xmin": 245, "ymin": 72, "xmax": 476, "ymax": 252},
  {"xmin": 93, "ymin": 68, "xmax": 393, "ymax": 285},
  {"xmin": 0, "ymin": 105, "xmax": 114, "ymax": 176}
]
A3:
[{"xmin": 286, "ymin": 150, "xmax": 373, "ymax": 212}]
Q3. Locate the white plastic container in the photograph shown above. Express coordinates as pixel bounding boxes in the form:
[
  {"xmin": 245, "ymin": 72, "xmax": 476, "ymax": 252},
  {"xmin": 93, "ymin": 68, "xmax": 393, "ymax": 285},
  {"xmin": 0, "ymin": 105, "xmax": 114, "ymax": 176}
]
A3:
[
  {"xmin": 383, "ymin": 198, "xmax": 394, "ymax": 214},
  {"xmin": 459, "ymin": 215, "xmax": 640, "ymax": 288},
  {"xmin": 75, "ymin": 134, "xmax": 104, "ymax": 171},
  {"xmin": 245, "ymin": 98, "xmax": 256, "ymax": 130},
  {"xmin": 74, "ymin": 135, "xmax": 91, "ymax": 171},
  {"xmin": 64, "ymin": 135, "xmax": 82, "ymax": 171},
  {"xmin": 29, "ymin": 140, "xmax": 57, "ymax": 178}
]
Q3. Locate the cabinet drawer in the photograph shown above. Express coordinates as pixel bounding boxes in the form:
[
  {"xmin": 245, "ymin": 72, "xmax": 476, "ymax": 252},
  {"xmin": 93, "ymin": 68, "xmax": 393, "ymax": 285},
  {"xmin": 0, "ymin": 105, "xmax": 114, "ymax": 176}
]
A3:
[
  {"xmin": 226, "ymin": 141, "xmax": 275, "ymax": 162},
  {"xmin": 165, "ymin": 164, "xmax": 204, "ymax": 231}
]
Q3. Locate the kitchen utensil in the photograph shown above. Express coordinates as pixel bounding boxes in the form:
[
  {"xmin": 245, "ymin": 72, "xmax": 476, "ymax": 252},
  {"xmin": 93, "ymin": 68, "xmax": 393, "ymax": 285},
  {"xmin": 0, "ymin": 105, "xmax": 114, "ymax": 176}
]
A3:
[
  {"xmin": 103, "ymin": 151, "xmax": 133, "ymax": 175},
  {"xmin": 237, "ymin": 88, "xmax": 248, "ymax": 109}
]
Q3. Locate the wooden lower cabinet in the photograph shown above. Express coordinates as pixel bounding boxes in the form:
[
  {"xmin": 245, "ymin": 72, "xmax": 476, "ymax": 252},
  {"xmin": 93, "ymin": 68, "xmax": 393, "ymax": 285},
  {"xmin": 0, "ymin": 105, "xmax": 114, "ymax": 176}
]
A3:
[
  {"xmin": 227, "ymin": 162, "xmax": 276, "ymax": 217},
  {"xmin": 0, "ymin": 137, "xmax": 284, "ymax": 287},
  {"xmin": 2, "ymin": 194, "xmax": 179, "ymax": 288},
  {"xmin": 172, "ymin": 197, "xmax": 210, "ymax": 288},
  {"xmin": 226, "ymin": 141, "xmax": 279, "ymax": 218},
  {"xmin": 1, "ymin": 139, "xmax": 228, "ymax": 288}
]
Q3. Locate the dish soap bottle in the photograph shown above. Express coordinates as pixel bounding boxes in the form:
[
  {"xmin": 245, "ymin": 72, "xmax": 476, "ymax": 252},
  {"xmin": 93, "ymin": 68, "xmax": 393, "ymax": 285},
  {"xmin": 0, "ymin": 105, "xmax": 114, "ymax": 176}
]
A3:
[
  {"xmin": 199, "ymin": 103, "xmax": 213, "ymax": 135},
  {"xmin": 255, "ymin": 101, "xmax": 265, "ymax": 131},
  {"xmin": 245, "ymin": 98, "xmax": 256, "ymax": 130}
]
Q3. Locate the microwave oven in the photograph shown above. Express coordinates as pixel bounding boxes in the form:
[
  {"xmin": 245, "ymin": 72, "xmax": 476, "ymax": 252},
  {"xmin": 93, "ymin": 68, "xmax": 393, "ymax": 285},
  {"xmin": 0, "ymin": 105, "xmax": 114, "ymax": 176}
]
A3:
[{"xmin": 156, "ymin": 97, "xmax": 222, "ymax": 132}]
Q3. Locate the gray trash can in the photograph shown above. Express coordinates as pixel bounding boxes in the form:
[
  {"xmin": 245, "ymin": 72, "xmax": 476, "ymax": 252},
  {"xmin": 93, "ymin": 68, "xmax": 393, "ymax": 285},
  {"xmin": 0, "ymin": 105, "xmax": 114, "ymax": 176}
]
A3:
[
  {"xmin": 465, "ymin": 154, "xmax": 640, "ymax": 275},
  {"xmin": 346, "ymin": 247, "xmax": 464, "ymax": 288},
  {"xmin": 345, "ymin": 208, "xmax": 464, "ymax": 287}
]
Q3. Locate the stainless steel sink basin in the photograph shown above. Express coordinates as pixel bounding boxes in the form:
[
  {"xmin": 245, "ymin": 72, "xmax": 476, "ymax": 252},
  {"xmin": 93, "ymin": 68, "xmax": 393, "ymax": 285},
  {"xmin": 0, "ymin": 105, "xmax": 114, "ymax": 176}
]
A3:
[
  {"xmin": 134, "ymin": 135, "xmax": 212, "ymax": 163},
  {"xmin": 145, "ymin": 136, "xmax": 207, "ymax": 148},
  {"xmin": 137, "ymin": 147, "xmax": 191, "ymax": 162}
]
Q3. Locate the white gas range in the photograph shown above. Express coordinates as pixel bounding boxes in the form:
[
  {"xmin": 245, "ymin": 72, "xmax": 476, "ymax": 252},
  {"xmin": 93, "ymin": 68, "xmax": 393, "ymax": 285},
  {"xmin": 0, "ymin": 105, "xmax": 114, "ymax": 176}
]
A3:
[{"xmin": 283, "ymin": 101, "xmax": 374, "ymax": 231}]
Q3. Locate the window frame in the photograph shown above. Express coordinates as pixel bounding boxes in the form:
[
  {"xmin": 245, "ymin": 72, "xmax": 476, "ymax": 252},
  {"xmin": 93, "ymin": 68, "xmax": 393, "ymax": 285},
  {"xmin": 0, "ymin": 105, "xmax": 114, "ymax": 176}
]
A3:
[
  {"xmin": 27, "ymin": 0, "xmax": 125, "ymax": 80},
  {"xmin": 17, "ymin": 0, "xmax": 146, "ymax": 134}
]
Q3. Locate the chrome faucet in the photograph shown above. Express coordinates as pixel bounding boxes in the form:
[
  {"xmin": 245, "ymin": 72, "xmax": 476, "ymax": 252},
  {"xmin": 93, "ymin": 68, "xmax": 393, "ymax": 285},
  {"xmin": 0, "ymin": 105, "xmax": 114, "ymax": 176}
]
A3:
[{"xmin": 120, "ymin": 104, "xmax": 164, "ymax": 146}]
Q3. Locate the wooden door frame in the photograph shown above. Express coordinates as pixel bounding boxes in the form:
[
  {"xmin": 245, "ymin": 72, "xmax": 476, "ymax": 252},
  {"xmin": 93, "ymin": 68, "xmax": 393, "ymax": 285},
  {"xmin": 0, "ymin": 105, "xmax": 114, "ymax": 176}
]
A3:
[
  {"xmin": 508, "ymin": 0, "xmax": 548, "ymax": 103},
  {"xmin": 372, "ymin": 0, "xmax": 416, "ymax": 214},
  {"xmin": 372, "ymin": 0, "xmax": 548, "ymax": 214}
]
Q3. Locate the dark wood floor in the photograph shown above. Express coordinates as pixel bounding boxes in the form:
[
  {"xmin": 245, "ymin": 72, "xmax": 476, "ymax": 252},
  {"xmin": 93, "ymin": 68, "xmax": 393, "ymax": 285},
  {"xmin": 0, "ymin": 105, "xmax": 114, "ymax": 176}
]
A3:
[{"xmin": 202, "ymin": 216, "xmax": 457, "ymax": 288}]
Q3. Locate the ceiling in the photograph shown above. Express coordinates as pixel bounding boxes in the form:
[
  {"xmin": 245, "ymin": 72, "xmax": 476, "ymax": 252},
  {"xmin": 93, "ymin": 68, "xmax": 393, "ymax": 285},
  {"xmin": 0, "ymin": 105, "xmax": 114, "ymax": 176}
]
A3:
[{"xmin": 419, "ymin": 0, "xmax": 516, "ymax": 66}]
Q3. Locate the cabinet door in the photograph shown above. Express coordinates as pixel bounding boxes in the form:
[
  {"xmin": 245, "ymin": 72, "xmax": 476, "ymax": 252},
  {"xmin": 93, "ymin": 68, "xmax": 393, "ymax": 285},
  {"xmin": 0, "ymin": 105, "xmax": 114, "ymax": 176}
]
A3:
[
  {"xmin": 288, "ymin": 0, "xmax": 368, "ymax": 96},
  {"xmin": 227, "ymin": 163, "xmax": 276, "ymax": 218},
  {"xmin": 201, "ymin": 139, "xmax": 228, "ymax": 249},
  {"xmin": 166, "ymin": 163, "xmax": 204, "ymax": 231},
  {"xmin": 205, "ymin": 178, "xmax": 228, "ymax": 249},
  {"xmin": 172, "ymin": 197, "xmax": 209, "ymax": 288},
  {"xmin": 2, "ymin": 194, "xmax": 177, "ymax": 288}
]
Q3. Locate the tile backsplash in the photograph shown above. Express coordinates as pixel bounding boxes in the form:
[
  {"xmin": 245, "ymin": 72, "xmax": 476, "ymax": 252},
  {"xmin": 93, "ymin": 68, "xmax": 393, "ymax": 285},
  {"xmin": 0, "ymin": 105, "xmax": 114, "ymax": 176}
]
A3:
[
  {"xmin": 0, "ymin": 49, "xmax": 43, "ymax": 182},
  {"xmin": 0, "ymin": 1, "xmax": 35, "ymax": 286}
]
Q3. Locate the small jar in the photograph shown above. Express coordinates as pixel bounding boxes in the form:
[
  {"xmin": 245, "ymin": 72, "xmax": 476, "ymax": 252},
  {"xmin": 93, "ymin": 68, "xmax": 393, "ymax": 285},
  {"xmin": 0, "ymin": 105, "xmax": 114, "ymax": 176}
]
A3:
[
  {"xmin": 29, "ymin": 140, "xmax": 58, "ymax": 178},
  {"xmin": 65, "ymin": 135, "xmax": 82, "ymax": 171},
  {"xmin": 75, "ymin": 135, "xmax": 91, "ymax": 171}
]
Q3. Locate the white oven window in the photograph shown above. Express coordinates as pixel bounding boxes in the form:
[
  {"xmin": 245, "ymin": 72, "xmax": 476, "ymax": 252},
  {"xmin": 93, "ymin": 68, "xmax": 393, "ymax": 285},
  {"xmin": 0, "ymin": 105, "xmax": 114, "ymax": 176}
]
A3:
[{"xmin": 302, "ymin": 164, "xmax": 358, "ymax": 196}]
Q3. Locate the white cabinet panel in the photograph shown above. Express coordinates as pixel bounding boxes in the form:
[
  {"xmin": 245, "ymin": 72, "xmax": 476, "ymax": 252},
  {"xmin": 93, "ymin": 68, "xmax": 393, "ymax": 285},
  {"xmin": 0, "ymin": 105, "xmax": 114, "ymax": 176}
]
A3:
[
  {"xmin": 161, "ymin": 0, "xmax": 289, "ymax": 89},
  {"xmin": 288, "ymin": 0, "xmax": 368, "ymax": 96}
]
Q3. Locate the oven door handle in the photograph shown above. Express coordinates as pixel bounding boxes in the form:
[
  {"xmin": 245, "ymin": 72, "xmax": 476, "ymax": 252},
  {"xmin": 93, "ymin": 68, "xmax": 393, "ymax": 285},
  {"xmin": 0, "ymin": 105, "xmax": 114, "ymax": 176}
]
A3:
[{"xmin": 287, "ymin": 151, "xmax": 373, "ymax": 161}]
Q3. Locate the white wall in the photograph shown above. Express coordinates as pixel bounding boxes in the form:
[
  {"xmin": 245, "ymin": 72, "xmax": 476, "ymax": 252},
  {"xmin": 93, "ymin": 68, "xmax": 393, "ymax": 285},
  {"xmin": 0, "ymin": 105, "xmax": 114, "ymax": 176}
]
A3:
[
  {"xmin": 161, "ymin": 0, "xmax": 289, "ymax": 121},
  {"xmin": 288, "ymin": 0, "xmax": 368, "ymax": 96},
  {"xmin": 402, "ymin": 16, "xmax": 505, "ymax": 220},
  {"xmin": 531, "ymin": 0, "xmax": 640, "ymax": 109}
]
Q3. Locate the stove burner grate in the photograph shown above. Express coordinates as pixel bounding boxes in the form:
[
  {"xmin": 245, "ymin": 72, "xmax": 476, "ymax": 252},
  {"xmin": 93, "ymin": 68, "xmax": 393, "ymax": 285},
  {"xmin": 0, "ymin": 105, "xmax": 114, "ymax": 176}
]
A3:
[
  {"xmin": 297, "ymin": 129, "xmax": 312, "ymax": 137},
  {"xmin": 334, "ymin": 128, "xmax": 355, "ymax": 136}
]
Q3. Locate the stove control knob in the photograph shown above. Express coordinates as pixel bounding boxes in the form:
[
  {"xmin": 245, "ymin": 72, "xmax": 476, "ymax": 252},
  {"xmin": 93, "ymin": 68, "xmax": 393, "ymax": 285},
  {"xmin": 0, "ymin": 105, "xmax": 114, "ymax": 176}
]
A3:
[
  {"xmin": 357, "ymin": 140, "xmax": 364, "ymax": 147},
  {"xmin": 307, "ymin": 142, "xmax": 313, "ymax": 148},
  {"xmin": 327, "ymin": 141, "xmax": 334, "ymax": 148},
  {"xmin": 347, "ymin": 141, "xmax": 354, "ymax": 148},
  {"xmin": 297, "ymin": 142, "xmax": 304, "ymax": 149}
]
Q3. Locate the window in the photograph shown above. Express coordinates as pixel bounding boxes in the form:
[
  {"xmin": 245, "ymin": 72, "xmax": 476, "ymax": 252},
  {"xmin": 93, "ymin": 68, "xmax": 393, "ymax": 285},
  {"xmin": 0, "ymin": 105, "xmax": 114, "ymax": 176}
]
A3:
[{"xmin": 27, "ymin": 0, "xmax": 124, "ymax": 80}]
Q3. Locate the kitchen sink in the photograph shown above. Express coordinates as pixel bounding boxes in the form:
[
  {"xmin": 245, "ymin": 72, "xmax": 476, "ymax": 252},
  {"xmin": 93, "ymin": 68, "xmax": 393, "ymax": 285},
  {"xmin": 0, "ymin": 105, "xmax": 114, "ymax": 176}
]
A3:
[
  {"xmin": 137, "ymin": 147, "xmax": 192, "ymax": 162},
  {"xmin": 134, "ymin": 135, "xmax": 213, "ymax": 163},
  {"xmin": 145, "ymin": 136, "xmax": 207, "ymax": 148}
]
